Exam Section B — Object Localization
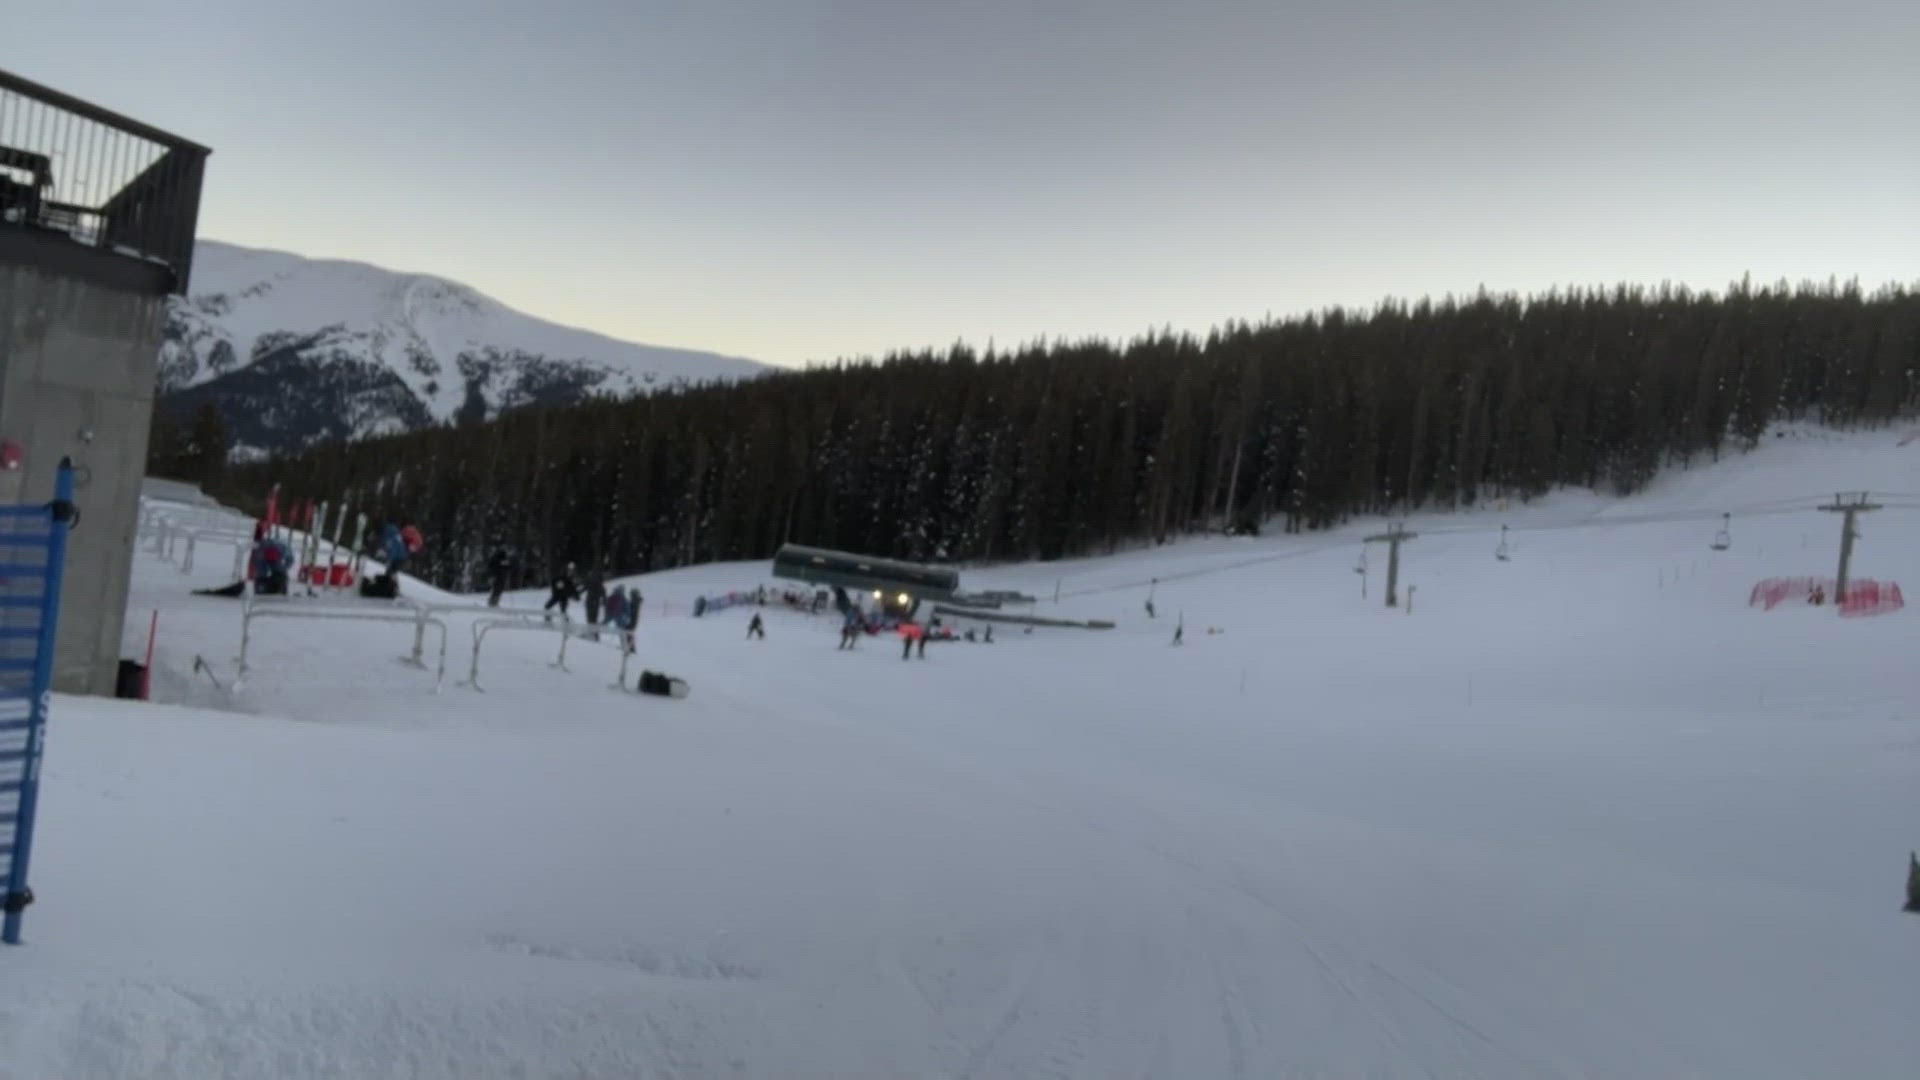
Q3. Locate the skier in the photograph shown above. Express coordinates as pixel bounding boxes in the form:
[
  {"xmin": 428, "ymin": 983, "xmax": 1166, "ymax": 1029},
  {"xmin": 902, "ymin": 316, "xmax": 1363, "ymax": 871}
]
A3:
[
  {"xmin": 486, "ymin": 547, "xmax": 512, "ymax": 606},
  {"xmin": 983, "ymin": 625, "xmax": 994, "ymax": 644},
  {"xmin": 1172, "ymin": 619, "xmax": 1184, "ymax": 646},
  {"xmin": 1145, "ymin": 598, "xmax": 1156, "ymax": 619},
  {"xmin": 544, "ymin": 563, "xmax": 579, "ymax": 622},
  {"xmin": 899, "ymin": 621, "xmax": 918, "ymax": 660},
  {"xmin": 584, "ymin": 569, "xmax": 607, "ymax": 638},
  {"xmin": 917, "ymin": 626, "xmax": 929, "ymax": 659},
  {"xmin": 747, "ymin": 612, "xmax": 766, "ymax": 640}
]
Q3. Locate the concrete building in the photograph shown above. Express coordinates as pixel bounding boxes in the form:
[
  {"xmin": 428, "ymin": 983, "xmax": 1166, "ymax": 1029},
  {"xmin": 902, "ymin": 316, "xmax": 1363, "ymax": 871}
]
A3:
[{"xmin": 0, "ymin": 70, "xmax": 208, "ymax": 694}]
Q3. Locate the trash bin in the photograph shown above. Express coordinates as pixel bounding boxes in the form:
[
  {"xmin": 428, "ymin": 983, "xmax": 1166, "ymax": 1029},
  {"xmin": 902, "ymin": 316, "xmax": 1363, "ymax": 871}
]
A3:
[{"xmin": 115, "ymin": 660, "xmax": 146, "ymax": 700}]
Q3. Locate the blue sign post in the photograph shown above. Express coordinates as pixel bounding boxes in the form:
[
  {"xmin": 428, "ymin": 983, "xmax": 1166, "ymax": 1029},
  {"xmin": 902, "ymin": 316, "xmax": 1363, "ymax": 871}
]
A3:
[{"xmin": 1, "ymin": 460, "xmax": 77, "ymax": 945}]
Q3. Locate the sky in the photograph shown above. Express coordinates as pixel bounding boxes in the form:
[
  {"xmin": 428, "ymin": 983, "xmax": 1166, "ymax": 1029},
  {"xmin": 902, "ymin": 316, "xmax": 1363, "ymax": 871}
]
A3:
[{"xmin": 11, "ymin": 0, "xmax": 1918, "ymax": 367}]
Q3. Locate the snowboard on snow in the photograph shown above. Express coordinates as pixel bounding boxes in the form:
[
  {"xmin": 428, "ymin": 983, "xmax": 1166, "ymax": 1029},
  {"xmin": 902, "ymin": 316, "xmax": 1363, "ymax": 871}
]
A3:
[{"xmin": 637, "ymin": 670, "xmax": 689, "ymax": 698}]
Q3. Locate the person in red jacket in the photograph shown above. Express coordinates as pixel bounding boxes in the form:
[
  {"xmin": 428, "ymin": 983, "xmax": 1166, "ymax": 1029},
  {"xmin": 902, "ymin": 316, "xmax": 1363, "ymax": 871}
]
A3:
[{"xmin": 900, "ymin": 620, "xmax": 930, "ymax": 660}]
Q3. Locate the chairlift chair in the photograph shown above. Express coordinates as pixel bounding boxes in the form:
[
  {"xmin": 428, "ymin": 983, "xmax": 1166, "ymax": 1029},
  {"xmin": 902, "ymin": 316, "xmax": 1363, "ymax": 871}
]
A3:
[{"xmin": 1710, "ymin": 513, "xmax": 1731, "ymax": 552}]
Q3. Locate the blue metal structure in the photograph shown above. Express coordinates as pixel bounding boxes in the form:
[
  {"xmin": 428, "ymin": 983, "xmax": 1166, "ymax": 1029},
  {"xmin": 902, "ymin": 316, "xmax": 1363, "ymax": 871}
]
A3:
[{"xmin": 1, "ymin": 460, "xmax": 76, "ymax": 944}]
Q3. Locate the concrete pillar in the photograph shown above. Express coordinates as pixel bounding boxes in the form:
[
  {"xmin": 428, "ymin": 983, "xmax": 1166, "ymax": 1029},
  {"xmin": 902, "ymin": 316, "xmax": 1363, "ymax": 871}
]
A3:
[{"xmin": 0, "ymin": 264, "xmax": 167, "ymax": 694}]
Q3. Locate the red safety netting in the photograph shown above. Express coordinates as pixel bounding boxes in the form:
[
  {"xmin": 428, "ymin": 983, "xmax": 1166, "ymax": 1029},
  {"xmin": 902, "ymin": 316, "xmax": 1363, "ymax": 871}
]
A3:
[
  {"xmin": 1839, "ymin": 580, "xmax": 1904, "ymax": 617},
  {"xmin": 1749, "ymin": 577, "xmax": 1904, "ymax": 616}
]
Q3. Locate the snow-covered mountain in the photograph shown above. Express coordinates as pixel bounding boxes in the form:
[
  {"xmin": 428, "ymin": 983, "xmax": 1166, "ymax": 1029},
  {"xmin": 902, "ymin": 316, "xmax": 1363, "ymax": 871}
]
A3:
[{"xmin": 158, "ymin": 241, "xmax": 767, "ymax": 454}]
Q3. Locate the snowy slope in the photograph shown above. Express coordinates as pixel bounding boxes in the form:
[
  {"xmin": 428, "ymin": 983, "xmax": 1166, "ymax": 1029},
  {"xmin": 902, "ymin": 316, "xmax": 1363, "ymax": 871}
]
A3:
[
  {"xmin": 3, "ymin": 426, "xmax": 1917, "ymax": 1078},
  {"xmin": 158, "ymin": 241, "xmax": 767, "ymax": 453}
]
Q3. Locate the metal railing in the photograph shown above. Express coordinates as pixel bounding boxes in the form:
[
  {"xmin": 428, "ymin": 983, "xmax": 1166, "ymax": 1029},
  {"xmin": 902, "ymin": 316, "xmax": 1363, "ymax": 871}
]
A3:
[
  {"xmin": 457, "ymin": 615, "xmax": 632, "ymax": 693},
  {"xmin": 0, "ymin": 68, "xmax": 209, "ymax": 293},
  {"xmin": 236, "ymin": 599, "xmax": 448, "ymax": 692},
  {"xmin": 180, "ymin": 529, "xmax": 253, "ymax": 576}
]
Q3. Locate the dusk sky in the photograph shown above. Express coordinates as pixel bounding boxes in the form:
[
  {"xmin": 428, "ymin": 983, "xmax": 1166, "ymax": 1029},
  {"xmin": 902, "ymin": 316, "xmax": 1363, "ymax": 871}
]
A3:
[{"xmin": 15, "ymin": 0, "xmax": 1917, "ymax": 366}]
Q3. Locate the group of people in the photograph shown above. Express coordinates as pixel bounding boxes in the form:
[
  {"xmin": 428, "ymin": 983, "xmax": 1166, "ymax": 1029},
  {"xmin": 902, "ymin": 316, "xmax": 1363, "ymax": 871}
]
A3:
[
  {"xmin": 380, "ymin": 522, "xmax": 424, "ymax": 575},
  {"xmin": 542, "ymin": 562, "xmax": 643, "ymax": 651}
]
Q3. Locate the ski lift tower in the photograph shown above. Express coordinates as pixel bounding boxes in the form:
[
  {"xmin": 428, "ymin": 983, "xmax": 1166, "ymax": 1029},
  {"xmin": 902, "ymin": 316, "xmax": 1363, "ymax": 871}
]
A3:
[
  {"xmin": 0, "ymin": 69, "xmax": 209, "ymax": 692},
  {"xmin": 1818, "ymin": 493, "xmax": 1882, "ymax": 603},
  {"xmin": 1363, "ymin": 523, "xmax": 1418, "ymax": 608}
]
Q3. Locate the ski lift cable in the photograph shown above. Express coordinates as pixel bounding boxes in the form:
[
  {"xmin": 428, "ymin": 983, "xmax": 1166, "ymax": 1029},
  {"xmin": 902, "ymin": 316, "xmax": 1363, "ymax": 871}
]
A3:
[
  {"xmin": 1054, "ymin": 537, "xmax": 1353, "ymax": 600},
  {"xmin": 1416, "ymin": 501, "xmax": 1814, "ymax": 538},
  {"xmin": 1043, "ymin": 496, "xmax": 1919, "ymax": 602}
]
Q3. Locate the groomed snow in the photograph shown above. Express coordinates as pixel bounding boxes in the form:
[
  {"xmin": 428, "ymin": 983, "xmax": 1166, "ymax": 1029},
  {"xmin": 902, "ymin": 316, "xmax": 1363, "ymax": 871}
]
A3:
[{"xmin": 2, "ymin": 426, "xmax": 1916, "ymax": 1078}]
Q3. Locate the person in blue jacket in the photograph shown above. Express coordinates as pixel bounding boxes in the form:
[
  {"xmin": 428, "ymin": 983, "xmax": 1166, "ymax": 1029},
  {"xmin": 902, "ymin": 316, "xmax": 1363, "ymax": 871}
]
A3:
[
  {"xmin": 382, "ymin": 522, "xmax": 408, "ymax": 575},
  {"xmin": 250, "ymin": 524, "xmax": 292, "ymax": 595}
]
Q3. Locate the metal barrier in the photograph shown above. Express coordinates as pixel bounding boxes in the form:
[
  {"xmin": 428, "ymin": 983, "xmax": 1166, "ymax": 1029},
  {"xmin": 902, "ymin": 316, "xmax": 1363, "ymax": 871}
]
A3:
[
  {"xmin": 457, "ymin": 616, "xmax": 558, "ymax": 692},
  {"xmin": 181, "ymin": 528, "xmax": 253, "ymax": 576},
  {"xmin": 458, "ymin": 615, "xmax": 628, "ymax": 693},
  {"xmin": 141, "ymin": 503, "xmax": 244, "ymax": 562},
  {"xmin": 237, "ymin": 599, "xmax": 448, "ymax": 691},
  {"xmin": 398, "ymin": 600, "xmax": 546, "ymax": 669}
]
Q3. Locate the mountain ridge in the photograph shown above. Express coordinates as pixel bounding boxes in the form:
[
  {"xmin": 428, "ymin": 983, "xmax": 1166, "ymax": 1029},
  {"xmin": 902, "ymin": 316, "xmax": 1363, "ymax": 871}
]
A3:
[{"xmin": 158, "ymin": 240, "xmax": 767, "ymax": 454}]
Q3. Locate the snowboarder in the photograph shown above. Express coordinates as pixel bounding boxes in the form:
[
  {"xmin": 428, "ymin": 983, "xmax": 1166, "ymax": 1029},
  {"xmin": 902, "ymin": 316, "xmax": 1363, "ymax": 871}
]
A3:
[
  {"xmin": 747, "ymin": 613, "xmax": 766, "ymax": 640},
  {"xmin": 485, "ymin": 547, "xmax": 512, "ymax": 606},
  {"xmin": 584, "ymin": 569, "xmax": 607, "ymax": 637},
  {"xmin": 899, "ymin": 621, "xmax": 917, "ymax": 660},
  {"xmin": 983, "ymin": 625, "xmax": 993, "ymax": 644},
  {"xmin": 838, "ymin": 608, "xmax": 861, "ymax": 650},
  {"xmin": 544, "ymin": 563, "xmax": 579, "ymax": 621},
  {"xmin": 917, "ymin": 627, "xmax": 929, "ymax": 659}
]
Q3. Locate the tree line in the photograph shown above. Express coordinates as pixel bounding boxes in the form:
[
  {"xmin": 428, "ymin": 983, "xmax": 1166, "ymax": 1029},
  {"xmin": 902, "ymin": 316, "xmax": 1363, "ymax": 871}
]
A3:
[{"xmin": 183, "ymin": 278, "xmax": 1918, "ymax": 592}]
